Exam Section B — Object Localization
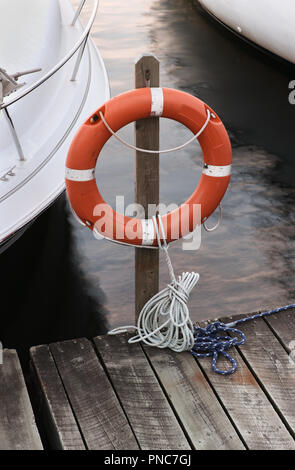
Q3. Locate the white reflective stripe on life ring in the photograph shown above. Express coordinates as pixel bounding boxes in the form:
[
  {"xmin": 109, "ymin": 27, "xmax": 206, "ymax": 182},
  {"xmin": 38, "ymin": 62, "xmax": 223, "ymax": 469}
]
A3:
[
  {"xmin": 150, "ymin": 88, "xmax": 163, "ymax": 117},
  {"xmin": 141, "ymin": 219, "xmax": 155, "ymax": 245},
  {"xmin": 65, "ymin": 167, "xmax": 95, "ymax": 181},
  {"xmin": 202, "ymin": 164, "xmax": 231, "ymax": 177}
]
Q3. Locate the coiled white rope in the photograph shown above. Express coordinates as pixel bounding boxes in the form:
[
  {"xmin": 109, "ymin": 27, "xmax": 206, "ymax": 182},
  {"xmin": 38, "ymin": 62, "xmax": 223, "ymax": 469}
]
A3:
[
  {"xmin": 98, "ymin": 108, "xmax": 212, "ymax": 154},
  {"xmin": 108, "ymin": 215, "xmax": 199, "ymax": 352}
]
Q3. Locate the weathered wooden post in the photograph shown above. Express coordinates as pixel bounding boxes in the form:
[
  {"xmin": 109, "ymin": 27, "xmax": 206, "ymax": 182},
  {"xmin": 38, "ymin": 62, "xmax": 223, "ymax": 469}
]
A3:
[{"xmin": 134, "ymin": 54, "xmax": 160, "ymax": 320}]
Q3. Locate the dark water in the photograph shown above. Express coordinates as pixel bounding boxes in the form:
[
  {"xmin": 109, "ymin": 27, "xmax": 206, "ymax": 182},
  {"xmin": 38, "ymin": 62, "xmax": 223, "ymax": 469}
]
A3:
[
  {"xmin": 2, "ymin": 0, "xmax": 295, "ymax": 363},
  {"xmin": 0, "ymin": 195, "xmax": 108, "ymax": 367}
]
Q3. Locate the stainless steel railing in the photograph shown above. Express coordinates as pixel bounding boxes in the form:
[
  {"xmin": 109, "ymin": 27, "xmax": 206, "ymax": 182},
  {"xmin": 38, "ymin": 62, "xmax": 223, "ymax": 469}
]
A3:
[{"xmin": 0, "ymin": 0, "xmax": 99, "ymax": 110}]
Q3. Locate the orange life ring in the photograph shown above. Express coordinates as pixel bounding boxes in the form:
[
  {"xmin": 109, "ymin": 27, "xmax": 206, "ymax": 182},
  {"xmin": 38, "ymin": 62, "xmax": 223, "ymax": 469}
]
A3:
[{"xmin": 65, "ymin": 87, "xmax": 232, "ymax": 247}]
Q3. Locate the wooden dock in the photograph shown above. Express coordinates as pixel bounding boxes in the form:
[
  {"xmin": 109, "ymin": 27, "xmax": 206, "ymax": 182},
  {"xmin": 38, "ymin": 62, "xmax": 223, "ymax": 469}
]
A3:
[{"xmin": 1, "ymin": 311, "xmax": 295, "ymax": 450}]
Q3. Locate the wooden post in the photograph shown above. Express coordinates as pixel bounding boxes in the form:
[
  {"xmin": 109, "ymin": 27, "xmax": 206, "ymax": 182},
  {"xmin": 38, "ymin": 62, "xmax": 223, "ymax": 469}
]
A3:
[{"xmin": 135, "ymin": 54, "xmax": 159, "ymax": 320}]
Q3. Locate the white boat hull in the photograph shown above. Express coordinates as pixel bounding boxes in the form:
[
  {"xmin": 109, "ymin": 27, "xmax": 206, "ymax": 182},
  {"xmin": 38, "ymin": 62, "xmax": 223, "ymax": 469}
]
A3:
[
  {"xmin": 198, "ymin": 0, "xmax": 295, "ymax": 65},
  {"xmin": 0, "ymin": 0, "xmax": 109, "ymax": 251}
]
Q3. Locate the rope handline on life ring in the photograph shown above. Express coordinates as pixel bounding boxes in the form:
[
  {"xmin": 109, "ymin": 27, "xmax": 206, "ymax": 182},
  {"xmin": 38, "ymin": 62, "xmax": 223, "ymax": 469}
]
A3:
[
  {"xmin": 97, "ymin": 107, "xmax": 212, "ymax": 154},
  {"xmin": 203, "ymin": 204, "xmax": 222, "ymax": 232}
]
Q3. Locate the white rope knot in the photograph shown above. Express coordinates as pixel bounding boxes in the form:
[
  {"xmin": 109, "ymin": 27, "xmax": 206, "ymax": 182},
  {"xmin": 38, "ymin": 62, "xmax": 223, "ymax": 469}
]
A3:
[
  {"xmin": 108, "ymin": 216, "xmax": 200, "ymax": 353},
  {"xmin": 168, "ymin": 272, "xmax": 196, "ymax": 305}
]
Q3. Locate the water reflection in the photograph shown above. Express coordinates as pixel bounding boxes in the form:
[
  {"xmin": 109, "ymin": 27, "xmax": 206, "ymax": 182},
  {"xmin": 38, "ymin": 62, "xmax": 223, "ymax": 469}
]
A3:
[
  {"xmin": 157, "ymin": 0, "xmax": 295, "ymax": 186},
  {"xmin": 78, "ymin": 0, "xmax": 295, "ymax": 326},
  {"xmin": 146, "ymin": 0, "xmax": 295, "ymax": 319},
  {"xmin": 2, "ymin": 0, "xmax": 295, "ymax": 359},
  {"xmin": 0, "ymin": 194, "xmax": 107, "ymax": 368}
]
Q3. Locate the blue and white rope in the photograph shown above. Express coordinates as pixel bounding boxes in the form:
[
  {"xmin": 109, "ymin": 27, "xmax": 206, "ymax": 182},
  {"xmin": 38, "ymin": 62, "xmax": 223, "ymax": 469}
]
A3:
[{"xmin": 192, "ymin": 304, "xmax": 295, "ymax": 375}]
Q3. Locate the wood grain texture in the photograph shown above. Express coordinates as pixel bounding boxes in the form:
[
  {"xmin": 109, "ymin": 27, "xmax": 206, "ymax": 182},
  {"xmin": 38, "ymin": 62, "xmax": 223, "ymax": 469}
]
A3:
[
  {"xmin": 264, "ymin": 307, "xmax": 295, "ymax": 352},
  {"xmin": 144, "ymin": 346, "xmax": 245, "ymax": 450},
  {"xmin": 94, "ymin": 333, "xmax": 190, "ymax": 450},
  {"xmin": 195, "ymin": 329, "xmax": 295, "ymax": 450},
  {"xmin": 0, "ymin": 349, "xmax": 42, "ymax": 450},
  {"xmin": 30, "ymin": 344, "xmax": 85, "ymax": 450},
  {"xmin": 135, "ymin": 54, "xmax": 159, "ymax": 319},
  {"xmin": 230, "ymin": 317, "xmax": 295, "ymax": 439},
  {"xmin": 49, "ymin": 338, "xmax": 139, "ymax": 450}
]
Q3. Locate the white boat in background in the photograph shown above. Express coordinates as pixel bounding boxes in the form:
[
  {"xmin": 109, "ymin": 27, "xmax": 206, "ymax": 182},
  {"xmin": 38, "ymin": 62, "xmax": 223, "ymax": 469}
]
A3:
[
  {"xmin": 197, "ymin": 0, "xmax": 295, "ymax": 65},
  {"xmin": 0, "ymin": 0, "xmax": 109, "ymax": 253}
]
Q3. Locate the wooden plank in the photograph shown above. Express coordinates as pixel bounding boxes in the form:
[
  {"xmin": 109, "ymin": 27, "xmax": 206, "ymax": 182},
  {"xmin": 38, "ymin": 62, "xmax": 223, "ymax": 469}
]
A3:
[
  {"xmin": 94, "ymin": 333, "xmax": 191, "ymax": 450},
  {"xmin": 228, "ymin": 316, "xmax": 295, "ymax": 438},
  {"xmin": 135, "ymin": 53, "xmax": 159, "ymax": 320},
  {"xmin": 30, "ymin": 344, "xmax": 85, "ymax": 450},
  {"xmin": 0, "ymin": 349, "xmax": 42, "ymax": 450},
  {"xmin": 144, "ymin": 346, "xmax": 245, "ymax": 450},
  {"xmin": 195, "ymin": 331, "xmax": 295, "ymax": 450},
  {"xmin": 49, "ymin": 338, "xmax": 139, "ymax": 450},
  {"xmin": 264, "ymin": 307, "xmax": 295, "ymax": 352}
]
